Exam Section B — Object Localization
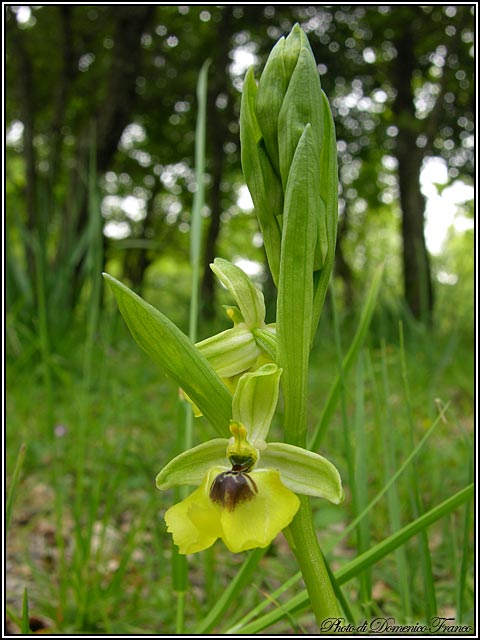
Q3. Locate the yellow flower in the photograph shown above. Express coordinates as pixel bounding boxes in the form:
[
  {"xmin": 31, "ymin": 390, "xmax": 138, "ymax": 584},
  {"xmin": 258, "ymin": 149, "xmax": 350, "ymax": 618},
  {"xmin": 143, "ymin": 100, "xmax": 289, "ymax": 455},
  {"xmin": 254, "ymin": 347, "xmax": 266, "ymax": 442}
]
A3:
[{"xmin": 165, "ymin": 465, "xmax": 299, "ymax": 554}]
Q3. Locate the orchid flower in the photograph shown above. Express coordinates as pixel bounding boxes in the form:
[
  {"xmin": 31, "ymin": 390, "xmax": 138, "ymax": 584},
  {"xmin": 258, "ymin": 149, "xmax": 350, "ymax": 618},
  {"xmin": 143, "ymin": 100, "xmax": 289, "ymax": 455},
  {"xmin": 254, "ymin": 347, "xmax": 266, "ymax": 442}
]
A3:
[
  {"xmin": 184, "ymin": 258, "xmax": 276, "ymax": 413},
  {"xmin": 157, "ymin": 364, "xmax": 343, "ymax": 554}
]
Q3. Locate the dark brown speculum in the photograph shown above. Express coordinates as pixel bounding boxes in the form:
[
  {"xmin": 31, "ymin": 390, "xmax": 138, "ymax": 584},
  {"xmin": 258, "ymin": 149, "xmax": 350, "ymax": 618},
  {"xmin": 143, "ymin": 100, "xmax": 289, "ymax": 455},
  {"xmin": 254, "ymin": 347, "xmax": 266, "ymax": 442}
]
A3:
[{"xmin": 209, "ymin": 470, "xmax": 258, "ymax": 511}]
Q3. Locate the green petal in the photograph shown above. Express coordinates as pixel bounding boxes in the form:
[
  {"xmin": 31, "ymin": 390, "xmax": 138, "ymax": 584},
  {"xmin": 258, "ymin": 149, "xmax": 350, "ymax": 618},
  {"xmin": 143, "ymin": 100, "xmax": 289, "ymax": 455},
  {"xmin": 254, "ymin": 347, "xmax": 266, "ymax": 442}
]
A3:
[
  {"xmin": 261, "ymin": 443, "xmax": 344, "ymax": 504},
  {"xmin": 232, "ymin": 364, "xmax": 282, "ymax": 445},
  {"xmin": 196, "ymin": 326, "xmax": 261, "ymax": 378},
  {"xmin": 220, "ymin": 469, "xmax": 299, "ymax": 553},
  {"xmin": 211, "ymin": 258, "xmax": 265, "ymax": 330},
  {"xmin": 164, "ymin": 469, "xmax": 223, "ymax": 554},
  {"xmin": 156, "ymin": 441, "xmax": 229, "ymax": 490}
]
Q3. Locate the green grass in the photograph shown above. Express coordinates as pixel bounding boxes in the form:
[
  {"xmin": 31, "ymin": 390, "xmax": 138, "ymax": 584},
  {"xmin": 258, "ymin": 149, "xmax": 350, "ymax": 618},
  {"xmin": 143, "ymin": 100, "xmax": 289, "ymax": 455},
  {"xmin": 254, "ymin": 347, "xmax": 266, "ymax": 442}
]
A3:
[{"xmin": 6, "ymin": 301, "xmax": 474, "ymax": 633}]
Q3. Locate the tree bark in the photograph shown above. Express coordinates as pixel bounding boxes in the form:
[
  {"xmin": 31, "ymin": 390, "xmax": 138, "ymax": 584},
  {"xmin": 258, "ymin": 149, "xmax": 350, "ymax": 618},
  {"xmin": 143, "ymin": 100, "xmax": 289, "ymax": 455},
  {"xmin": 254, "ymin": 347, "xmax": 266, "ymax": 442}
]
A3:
[{"xmin": 392, "ymin": 29, "xmax": 434, "ymax": 322}]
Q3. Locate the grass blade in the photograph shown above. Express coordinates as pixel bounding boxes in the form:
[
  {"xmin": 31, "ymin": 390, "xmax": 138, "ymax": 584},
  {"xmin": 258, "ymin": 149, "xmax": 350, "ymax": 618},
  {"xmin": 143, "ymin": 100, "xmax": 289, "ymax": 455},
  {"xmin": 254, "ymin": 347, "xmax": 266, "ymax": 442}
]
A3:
[
  {"xmin": 21, "ymin": 588, "xmax": 30, "ymax": 635},
  {"xmin": 352, "ymin": 354, "xmax": 372, "ymax": 610},
  {"xmin": 225, "ymin": 399, "xmax": 448, "ymax": 633},
  {"xmin": 398, "ymin": 322, "xmax": 437, "ymax": 619},
  {"xmin": 336, "ymin": 484, "xmax": 474, "ymax": 584},
  {"xmin": 229, "ymin": 484, "xmax": 473, "ymax": 633},
  {"xmin": 309, "ymin": 263, "xmax": 383, "ymax": 450},
  {"xmin": 378, "ymin": 341, "xmax": 411, "ymax": 619},
  {"xmin": 195, "ymin": 547, "xmax": 267, "ymax": 633},
  {"xmin": 174, "ymin": 58, "xmax": 210, "ymax": 633},
  {"xmin": 6, "ymin": 443, "xmax": 27, "ymax": 534}
]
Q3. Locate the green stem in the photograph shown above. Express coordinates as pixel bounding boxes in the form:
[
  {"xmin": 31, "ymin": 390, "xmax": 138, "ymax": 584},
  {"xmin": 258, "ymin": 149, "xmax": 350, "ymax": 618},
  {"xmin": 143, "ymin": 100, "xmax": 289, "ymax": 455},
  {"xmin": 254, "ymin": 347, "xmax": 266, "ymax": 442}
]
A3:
[{"xmin": 288, "ymin": 496, "xmax": 341, "ymax": 625}]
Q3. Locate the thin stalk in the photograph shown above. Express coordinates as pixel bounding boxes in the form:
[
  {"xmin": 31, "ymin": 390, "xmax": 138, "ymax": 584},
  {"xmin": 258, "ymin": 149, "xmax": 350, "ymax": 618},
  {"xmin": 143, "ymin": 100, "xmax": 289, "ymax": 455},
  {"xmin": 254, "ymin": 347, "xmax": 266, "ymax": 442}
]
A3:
[
  {"xmin": 83, "ymin": 123, "xmax": 103, "ymax": 383},
  {"xmin": 173, "ymin": 59, "xmax": 210, "ymax": 633},
  {"xmin": 353, "ymin": 354, "xmax": 372, "ymax": 612},
  {"xmin": 32, "ymin": 230, "xmax": 54, "ymax": 427},
  {"xmin": 330, "ymin": 278, "xmax": 355, "ymax": 485},
  {"xmin": 288, "ymin": 496, "xmax": 341, "ymax": 625},
  {"xmin": 456, "ymin": 419, "xmax": 474, "ymax": 623},
  {"xmin": 73, "ymin": 128, "xmax": 103, "ymax": 628},
  {"xmin": 189, "ymin": 58, "xmax": 211, "ymax": 346}
]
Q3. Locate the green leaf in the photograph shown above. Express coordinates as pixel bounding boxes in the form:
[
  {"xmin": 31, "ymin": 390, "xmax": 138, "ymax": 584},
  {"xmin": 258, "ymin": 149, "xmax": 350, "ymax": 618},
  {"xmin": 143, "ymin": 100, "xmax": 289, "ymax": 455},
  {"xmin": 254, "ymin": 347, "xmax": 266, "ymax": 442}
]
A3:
[
  {"xmin": 261, "ymin": 442, "xmax": 344, "ymax": 504},
  {"xmin": 277, "ymin": 124, "xmax": 318, "ymax": 445},
  {"xmin": 240, "ymin": 67, "xmax": 283, "ymax": 285},
  {"xmin": 232, "ymin": 364, "xmax": 282, "ymax": 444},
  {"xmin": 310, "ymin": 90, "xmax": 339, "ymax": 338},
  {"xmin": 103, "ymin": 273, "xmax": 231, "ymax": 436},
  {"xmin": 210, "ymin": 258, "xmax": 265, "ymax": 329},
  {"xmin": 156, "ymin": 439, "xmax": 229, "ymax": 490}
]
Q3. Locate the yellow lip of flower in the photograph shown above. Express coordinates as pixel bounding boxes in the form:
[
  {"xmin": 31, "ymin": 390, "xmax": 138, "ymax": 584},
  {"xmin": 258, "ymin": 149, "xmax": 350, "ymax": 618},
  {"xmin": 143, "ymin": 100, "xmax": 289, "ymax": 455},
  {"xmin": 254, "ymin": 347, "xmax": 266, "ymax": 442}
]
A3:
[{"xmin": 164, "ymin": 466, "xmax": 300, "ymax": 554}]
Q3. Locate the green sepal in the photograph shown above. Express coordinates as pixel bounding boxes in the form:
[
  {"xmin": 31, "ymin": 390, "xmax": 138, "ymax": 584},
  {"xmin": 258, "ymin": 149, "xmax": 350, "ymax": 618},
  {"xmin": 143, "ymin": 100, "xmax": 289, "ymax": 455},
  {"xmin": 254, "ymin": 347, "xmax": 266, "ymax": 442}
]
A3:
[
  {"xmin": 156, "ymin": 439, "xmax": 229, "ymax": 490},
  {"xmin": 196, "ymin": 326, "xmax": 261, "ymax": 378},
  {"xmin": 261, "ymin": 442, "xmax": 344, "ymax": 504},
  {"xmin": 103, "ymin": 273, "xmax": 232, "ymax": 436},
  {"xmin": 232, "ymin": 364, "xmax": 282, "ymax": 445},
  {"xmin": 211, "ymin": 258, "xmax": 265, "ymax": 329},
  {"xmin": 252, "ymin": 325, "xmax": 277, "ymax": 361},
  {"xmin": 279, "ymin": 55, "xmax": 323, "ymax": 188},
  {"xmin": 254, "ymin": 35, "xmax": 287, "ymax": 175}
]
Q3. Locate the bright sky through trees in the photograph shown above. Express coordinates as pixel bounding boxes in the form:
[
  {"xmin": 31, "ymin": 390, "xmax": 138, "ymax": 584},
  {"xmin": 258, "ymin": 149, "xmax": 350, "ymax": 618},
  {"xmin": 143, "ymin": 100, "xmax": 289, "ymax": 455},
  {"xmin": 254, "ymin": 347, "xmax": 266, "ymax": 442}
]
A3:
[{"xmin": 421, "ymin": 158, "xmax": 474, "ymax": 255}]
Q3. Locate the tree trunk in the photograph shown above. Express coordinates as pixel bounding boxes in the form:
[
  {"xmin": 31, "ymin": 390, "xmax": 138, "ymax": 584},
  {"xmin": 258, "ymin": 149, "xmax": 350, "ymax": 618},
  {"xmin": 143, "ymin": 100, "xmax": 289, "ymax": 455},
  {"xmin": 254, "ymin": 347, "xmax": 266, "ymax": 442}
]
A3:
[
  {"xmin": 200, "ymin": 8, "xmax": 234, "ymax": 319},
  {"xmin": 392, "ymin": 29, "xmax": 434, "ymax": 322},
  {"xmin": 122, "ymin": 183, "xmax": 161, "ymax": 292},
  {"xmin": 61, "ymin": 6, "xmax": 155, "ymax": 308},
  {"xmin": 10, "ymin": 20, "xmax": 38, "ymax": 291},
  {"xmin": 334, "ymin": 206, "xmax": 355, "ymax": 313}
]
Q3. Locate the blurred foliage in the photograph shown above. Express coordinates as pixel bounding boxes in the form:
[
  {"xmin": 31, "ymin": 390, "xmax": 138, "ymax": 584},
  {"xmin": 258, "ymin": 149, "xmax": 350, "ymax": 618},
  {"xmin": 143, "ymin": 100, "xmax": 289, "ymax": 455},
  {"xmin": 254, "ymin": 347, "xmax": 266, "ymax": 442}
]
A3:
[{"xmin": 5, "ymin": 5, "xmax": 474, "ymax": 352}]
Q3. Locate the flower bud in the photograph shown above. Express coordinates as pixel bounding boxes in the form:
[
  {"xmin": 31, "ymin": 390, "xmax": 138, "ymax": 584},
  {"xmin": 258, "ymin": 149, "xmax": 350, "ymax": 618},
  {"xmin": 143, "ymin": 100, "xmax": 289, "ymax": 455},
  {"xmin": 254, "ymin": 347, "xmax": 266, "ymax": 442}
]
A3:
[{"xmin": 240, "ymin": 23, "xmax": 338, "ymax": 293}]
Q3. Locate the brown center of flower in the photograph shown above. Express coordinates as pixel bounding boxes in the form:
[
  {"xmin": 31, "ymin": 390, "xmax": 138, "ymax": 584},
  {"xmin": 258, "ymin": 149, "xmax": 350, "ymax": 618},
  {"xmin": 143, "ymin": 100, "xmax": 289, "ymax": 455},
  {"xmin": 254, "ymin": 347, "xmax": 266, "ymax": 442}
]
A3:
[{"xmin": 209, "ymin": 470, "xmax": 258, "ymax": 511}]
